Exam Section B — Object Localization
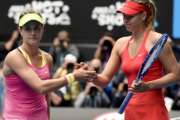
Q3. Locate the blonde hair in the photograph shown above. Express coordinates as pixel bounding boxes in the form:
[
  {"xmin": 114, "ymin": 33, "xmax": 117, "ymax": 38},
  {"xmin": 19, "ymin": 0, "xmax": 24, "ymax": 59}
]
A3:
[{"xmin": 131, "ymin": 0, "xmax": 156, "ymax": 28}]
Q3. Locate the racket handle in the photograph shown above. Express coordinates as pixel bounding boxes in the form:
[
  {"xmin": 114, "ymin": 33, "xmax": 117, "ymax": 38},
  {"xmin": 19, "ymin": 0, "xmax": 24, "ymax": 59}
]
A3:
[{"xmin": 118, "ymin": 91, "xmax": 133, "ymax": 114}]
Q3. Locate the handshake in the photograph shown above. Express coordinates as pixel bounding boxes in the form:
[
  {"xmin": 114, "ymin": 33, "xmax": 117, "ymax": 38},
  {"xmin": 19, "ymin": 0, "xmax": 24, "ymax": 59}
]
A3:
[{"xmin": 70, "ymin": 62, "xmax": 98, "ymax": 83}]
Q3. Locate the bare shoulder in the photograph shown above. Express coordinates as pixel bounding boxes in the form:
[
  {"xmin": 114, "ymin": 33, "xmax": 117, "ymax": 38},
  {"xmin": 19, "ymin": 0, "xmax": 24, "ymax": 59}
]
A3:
[
  {"xmin": 4, "ymin": 49, "xmax": 22, "ymax": 65},
  {"xmin": 146, "ymin": 31, "xmax": 172, "ymax": 52},
  {"xmin": 3, "ymin": 49, "xmax": 25, "ymax": 75},
  {"xmin": 115, "ymin": 36, "xmax": 131, "ymax": 54},
  {"xmin": 149, "ymin": 31, "xmax": 172, "ymax": 45}
]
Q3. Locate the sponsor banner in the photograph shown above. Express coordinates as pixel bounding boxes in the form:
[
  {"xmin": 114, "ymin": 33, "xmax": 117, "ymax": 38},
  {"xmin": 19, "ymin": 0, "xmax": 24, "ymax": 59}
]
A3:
[{"xmin": 0, "ymin": 0, "xmax": 178, "ymax": 43}]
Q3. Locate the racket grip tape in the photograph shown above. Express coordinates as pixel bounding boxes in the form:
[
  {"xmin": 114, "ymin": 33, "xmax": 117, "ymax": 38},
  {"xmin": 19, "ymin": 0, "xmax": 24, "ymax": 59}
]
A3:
[{"xmin": 118, "ymin": 91, "xmax": 133, "ymax": 114}]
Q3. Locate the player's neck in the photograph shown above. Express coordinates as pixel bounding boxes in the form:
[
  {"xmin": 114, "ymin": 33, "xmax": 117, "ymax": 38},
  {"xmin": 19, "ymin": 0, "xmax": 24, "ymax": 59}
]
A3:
[
  {"xmin": 20, "ymin": 44, "xmax": 40, "ymax": 57},
  {"xmin": 131, "ymin": 28, "xmax": 150, "ymax": 43}
]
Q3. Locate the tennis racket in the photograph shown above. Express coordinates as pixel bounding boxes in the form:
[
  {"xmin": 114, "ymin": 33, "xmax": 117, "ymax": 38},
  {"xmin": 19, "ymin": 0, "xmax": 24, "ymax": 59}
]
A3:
[{"xmin": 118, "ymin": 33, "xmax": 169, "ymax": 114}]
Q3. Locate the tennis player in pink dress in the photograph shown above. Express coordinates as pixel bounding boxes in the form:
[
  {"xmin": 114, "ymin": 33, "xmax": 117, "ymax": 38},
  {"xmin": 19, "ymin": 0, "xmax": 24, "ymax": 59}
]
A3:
[
  {"xmin": 2, "ymin": 9, "xmax": 97, "ymax": 119},
  {"xmin": 3, "ymin": 47, "xmax": 50, "ymax": 120}
]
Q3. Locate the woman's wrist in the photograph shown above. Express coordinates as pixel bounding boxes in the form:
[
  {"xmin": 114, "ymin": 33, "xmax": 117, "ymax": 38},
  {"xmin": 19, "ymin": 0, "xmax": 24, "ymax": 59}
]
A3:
[{"xmin": 146, "ymin": 82, "xmax": 154, "ymax": 90}]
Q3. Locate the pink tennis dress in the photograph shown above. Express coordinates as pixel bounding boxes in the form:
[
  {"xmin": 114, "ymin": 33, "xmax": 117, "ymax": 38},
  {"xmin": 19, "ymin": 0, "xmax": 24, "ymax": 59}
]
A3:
[{"xmin": 3, "ymin": 48, "xmax": 50, "ymax": 120}]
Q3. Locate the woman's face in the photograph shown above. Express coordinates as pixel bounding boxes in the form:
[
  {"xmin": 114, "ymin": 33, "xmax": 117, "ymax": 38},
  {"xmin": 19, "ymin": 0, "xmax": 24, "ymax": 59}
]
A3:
[
  {"xmin": 123, "ymin": 12, "xmax": 145, "ymax": 32},
  {"xmin": 19, "ymin": 21, "xmax": 44, "ymax": 46}
]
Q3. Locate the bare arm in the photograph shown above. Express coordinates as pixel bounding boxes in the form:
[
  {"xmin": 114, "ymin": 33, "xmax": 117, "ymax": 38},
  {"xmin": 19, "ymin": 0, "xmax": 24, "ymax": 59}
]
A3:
[
  {"xmin": 44, "ymin": 52, "xmax": 53, "ymax": 118},
  {"xmin": 146, "ymin": 39, "xmax": 180, "ymax": 89},
  {"xmin": 3, "ymin": 50, "xmax": 96, "ymax": 94},
  {"xmin": 130, "ymin": 38, "xmax": 180, "ymax": 92},
  {"xmin": 94, "ymin": 39, "xmax": 124, "ymax": 87}
]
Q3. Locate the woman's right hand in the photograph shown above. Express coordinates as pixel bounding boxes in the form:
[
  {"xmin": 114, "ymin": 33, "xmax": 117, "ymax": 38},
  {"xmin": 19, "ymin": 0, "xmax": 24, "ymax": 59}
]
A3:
[{"xmin": 73, "ymin": 62, "xmax": 97, "ymax": 81}]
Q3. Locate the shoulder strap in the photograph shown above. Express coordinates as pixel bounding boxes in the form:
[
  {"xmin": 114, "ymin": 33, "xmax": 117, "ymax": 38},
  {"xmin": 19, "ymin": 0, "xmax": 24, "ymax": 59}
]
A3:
[
  {"xmin": 18, "ymin": 47, "xmax": 32, "ymax": 65},
  {"xmin": 39, "ymin": 50, "xmax": 47, "ymax": 67}
]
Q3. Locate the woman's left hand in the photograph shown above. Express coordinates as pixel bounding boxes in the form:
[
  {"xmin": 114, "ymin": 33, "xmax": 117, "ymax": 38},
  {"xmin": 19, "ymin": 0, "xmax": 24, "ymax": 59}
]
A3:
[{"xmin": 129, "ymin": 80, "xmax": 149, "ymax": 92}]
